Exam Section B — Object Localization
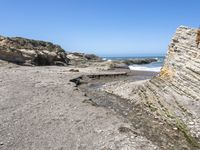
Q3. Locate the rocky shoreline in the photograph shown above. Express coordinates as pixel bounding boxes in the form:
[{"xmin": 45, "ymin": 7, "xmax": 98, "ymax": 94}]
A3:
[
  {"xmin": 0, "ymin": 26, "xmax": 200, "ymax": 150},
  {"xmin": 0, "ymin": 35, "xmax": 158, "ymax": 69}
]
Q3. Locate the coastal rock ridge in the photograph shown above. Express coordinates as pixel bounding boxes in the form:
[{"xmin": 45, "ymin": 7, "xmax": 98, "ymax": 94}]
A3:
[
  {"xmin": 0, "ymin": 36, "xmax": 69, "ymax": 66},
  {"xmin": 103, "ymin": 26, "xmax": 200, "ymax": 148}
]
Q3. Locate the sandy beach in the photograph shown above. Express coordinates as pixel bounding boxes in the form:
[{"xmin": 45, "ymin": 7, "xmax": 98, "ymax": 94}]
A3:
[
  {"xmin": 0, "ymin": 63, "xmax": 159, "ymax": 150},
  {"xmin": 0, "ymin": 60, "xmax": 197, "ymax": 150}
]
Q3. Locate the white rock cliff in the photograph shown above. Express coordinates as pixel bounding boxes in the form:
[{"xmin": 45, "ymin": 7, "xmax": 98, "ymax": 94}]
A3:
[{"xmin": 103, "ymin": 26, "xmax": 200, "ymax": 148}]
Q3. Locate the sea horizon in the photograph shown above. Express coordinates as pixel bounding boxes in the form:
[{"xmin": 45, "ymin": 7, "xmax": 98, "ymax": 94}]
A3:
[
  {"xmin": 101, "ymin": 55, "xmax": 165, "ymax": 72},
  {"xmin": 98, "ymin": 54, "xmax": 166, "ymax": 58}
]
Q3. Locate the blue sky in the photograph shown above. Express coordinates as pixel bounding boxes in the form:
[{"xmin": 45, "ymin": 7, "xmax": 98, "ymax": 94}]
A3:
[{"xmin": 0, "ymin": 0, "xmax": 200, "ymax": 56}]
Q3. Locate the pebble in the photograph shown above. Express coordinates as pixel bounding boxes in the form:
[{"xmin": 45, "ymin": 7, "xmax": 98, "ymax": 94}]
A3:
[
  {"xmin": 131, "ymin": 136, "xmax": 135, "ymax": 139},
  {"xmin": 188, "ymin": 122, "xmax": 194, "ymax": 125}
]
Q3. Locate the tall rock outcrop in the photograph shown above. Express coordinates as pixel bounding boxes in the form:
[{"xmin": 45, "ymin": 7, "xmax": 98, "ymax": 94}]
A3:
[
  {"xmin": 103, "ymin": 26, "xmax": 200, "ymax": 149},
  {"xmin": 0, "ymin": 36, "xmax": 69, "ymax": 66}
]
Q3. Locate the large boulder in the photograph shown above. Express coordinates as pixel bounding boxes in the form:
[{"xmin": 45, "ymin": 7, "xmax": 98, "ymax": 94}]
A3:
[
  {"xmin": 0, "ymin": 36, "xmax": 69, "ymax": 66},
  {"xmin": 84, "ymin": 54, "xmax": 102, "ymax": 60}
]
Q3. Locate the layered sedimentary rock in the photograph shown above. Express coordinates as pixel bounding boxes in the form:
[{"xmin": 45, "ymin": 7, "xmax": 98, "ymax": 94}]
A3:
[
  {"xmin": 103, "ymin": 26, "xmax": 200, "ymax": 148},
  {"xmin": 0, "ymin": 36, "xmax": 69, "ymax": 66}
]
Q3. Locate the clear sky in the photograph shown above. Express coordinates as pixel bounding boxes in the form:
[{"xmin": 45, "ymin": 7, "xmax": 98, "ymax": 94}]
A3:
[{"xmin": 0, "ymin": 0, "xmax": 200, "ymax": 56}]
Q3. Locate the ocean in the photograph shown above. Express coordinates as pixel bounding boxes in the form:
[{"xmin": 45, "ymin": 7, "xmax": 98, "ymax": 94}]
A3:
[{"xmin": 103, "ymin": 56, "xmax": 165, "ymax": 72}]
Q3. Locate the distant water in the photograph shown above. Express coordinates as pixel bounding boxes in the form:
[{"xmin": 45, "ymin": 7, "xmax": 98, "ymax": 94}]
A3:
[{"xmin": 103, "ymin": 56, "xmax": 165, "ymax": 72}]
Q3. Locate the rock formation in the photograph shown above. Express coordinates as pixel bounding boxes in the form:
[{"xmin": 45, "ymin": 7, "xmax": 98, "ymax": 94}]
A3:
[
  {"xmin": 0, "ymin": 35, "xmax": 157, "ymax": 68},
  {"xmin": 95, "ymin": 58, "xmax": 157, "ymax": 70},
  {"xmin": 121, "ymin": 58, "xmax": 157, "ymax": 65},
  {"xmin": 0, "ymin": 36, "xmax": 69, "ymax": 66},
  {"xmin": 66, "ymin": 52, "xmax": 102, "ymax": 66},
  {"xmin": 102, "ymin": 26, "xmax": 200, "ymax": 149}
]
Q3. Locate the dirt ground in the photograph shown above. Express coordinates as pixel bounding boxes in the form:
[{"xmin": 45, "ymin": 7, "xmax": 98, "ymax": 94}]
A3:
[{"xmin": 0, "ymin": 64, "xmax": 158, "ymax": 150}]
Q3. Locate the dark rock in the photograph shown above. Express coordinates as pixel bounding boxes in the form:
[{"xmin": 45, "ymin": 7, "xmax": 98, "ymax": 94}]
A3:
[
  {"xmin": 84, "ymin": 54, "xmax": 101, "ymax": 60},
  {"xmin": 82, "ymin": 99, "xmax": 98, "ymax": 106},
  {"xmin": 121, "ymin": 58, "xmax": 157, "ymax": 65},
  {"xmin": 69, "ymin": 69, "xmax": 79, "ymax": 72}
]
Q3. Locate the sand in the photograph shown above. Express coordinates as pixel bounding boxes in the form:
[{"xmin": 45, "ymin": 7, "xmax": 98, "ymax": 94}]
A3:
[{"xmin": 0, "ymin": 63, "xmax": 158, "ymax": 150}]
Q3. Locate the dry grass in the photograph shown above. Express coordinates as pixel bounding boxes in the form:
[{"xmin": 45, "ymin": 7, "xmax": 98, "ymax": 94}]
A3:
[{"xmin": 159, "ymin": 66, "xmax": 174, "ymax": 79}]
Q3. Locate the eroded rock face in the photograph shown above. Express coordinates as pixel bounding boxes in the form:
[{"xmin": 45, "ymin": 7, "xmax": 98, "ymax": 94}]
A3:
[
  {"xmin": 0, "ymin": 36, "xmax": 69, "ymax": 66},
  {"xmin": 102, "ymin": 26, "xmax": 200, "ymax": 149}
]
